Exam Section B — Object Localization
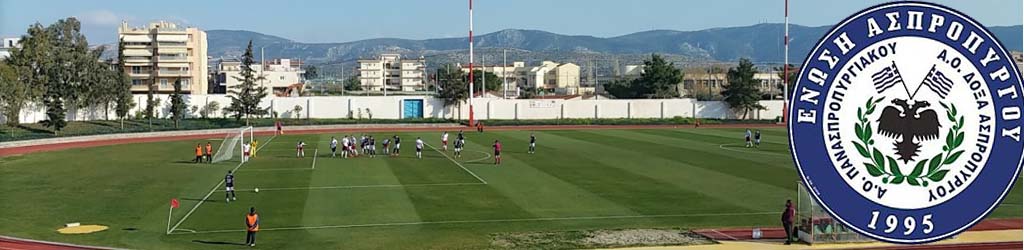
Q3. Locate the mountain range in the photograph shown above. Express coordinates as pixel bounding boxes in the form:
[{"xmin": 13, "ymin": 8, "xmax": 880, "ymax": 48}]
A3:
[{"xmin": 172, "ymin": 23, "xmax": 1023, "ymax": 71}]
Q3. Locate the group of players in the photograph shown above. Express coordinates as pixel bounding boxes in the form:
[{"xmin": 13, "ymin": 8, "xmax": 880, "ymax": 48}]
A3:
[
  {"xmin": 286, "ymin": 130, "xmax": 538, "ymax": 165},
  {"xmin": 744, "ymin": 129, "xmax": 762, "ymax": 148},
  {"xmin": 317, "ymin": 134, "xmax": 421, "ymax": 159}
]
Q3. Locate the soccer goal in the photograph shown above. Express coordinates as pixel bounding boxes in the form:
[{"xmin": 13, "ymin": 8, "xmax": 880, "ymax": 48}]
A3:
[
  {"xmin": 211, "ymin": 126, "xmax": 254, "ymax": 163},
  {"xmin": 796, "ymin": 182, "xmax": 873, "ymax": 244}
]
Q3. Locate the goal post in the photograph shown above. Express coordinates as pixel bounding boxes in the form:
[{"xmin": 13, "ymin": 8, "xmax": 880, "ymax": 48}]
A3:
[
  {"xmin": 796, "ymin": 181, "xmax": 872, "ymax": 244},
  {"xmin": 211, "ymin": 126, "xmax": 253, "ymax": 163}
]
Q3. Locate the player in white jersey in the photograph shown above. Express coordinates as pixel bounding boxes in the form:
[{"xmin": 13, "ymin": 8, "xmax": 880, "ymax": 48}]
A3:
[
  {"xmin": 341, "ymin": 136, "xmax": 350, "ymax": 158},
  {"xmin": 415, "ymin": 137, "xmax": 424, "ymax": 159},
  {"xmin": 241, "ymin": 143, "xmax": 251, "ymax": 162},
  {"xmin": 441, "ymin": 132, "xmax": 449, "ymax": 151},
  {"xmin": 330, "ymin": 137, "xmax": 339, "ymax": 157},
  {"xmin": 745, "ymin": 129, "xmax": 753, "ymax": 148},
  {"xmin": 296, "ymin": 141, "xmax": 306, "ymax": 158}
]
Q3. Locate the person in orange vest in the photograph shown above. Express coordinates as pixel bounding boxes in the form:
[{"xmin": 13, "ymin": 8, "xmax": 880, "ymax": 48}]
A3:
[
  {"xmin": 194, "ymin": 144, "xmax": 203, "ymax": 164},
  {"xmin": 245, "ymin": 207, "xmax": 259, "ymax": 247},
  {"xmin": 205, "ymin": 142, "xmax": 213, "ymax": 163}
]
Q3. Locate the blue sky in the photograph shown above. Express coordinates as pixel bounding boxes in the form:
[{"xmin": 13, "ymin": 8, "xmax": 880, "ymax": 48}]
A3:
[{"xmin": 1, "ymin": 0, "xmax": 1020, "ymax": 44}]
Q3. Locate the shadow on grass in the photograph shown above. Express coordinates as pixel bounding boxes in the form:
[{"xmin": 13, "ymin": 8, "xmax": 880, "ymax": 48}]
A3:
[
  {"xmin": 16, "ymin": 125, "xmax": 52, "ymax": 135},
  {"xmin": 192, "ymin": 240, "xmax": 248, "ymax": 246}
]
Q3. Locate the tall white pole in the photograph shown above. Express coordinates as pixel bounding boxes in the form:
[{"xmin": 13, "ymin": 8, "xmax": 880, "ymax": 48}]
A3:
[
  {"xmin": 503, "ymin": 49, "xmax": 507, "ymax": 99},
  {"xmin": 783, "ymin": 0, "xmax": 790, "ymax": 123},
  {"xmin": 482, "ymin": 55, "xmax": 486, "ymax": 96},
  {"xmin": 468, "ymin": 0, "xmax": 475, "ymax": 125}
]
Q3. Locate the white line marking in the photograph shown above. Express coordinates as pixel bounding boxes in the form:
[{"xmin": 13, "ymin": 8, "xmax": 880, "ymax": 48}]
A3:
[
  {"xmin": 710, "ymin": 229, "xmax": 739, "ymax": 240},
  {"xmin": 169, "ymin": 211, "xmax": 778, "ymax": 235},
  {"xmin": 213, "ymin": 182, "xmax": 485, "ymax": 192},
  {"xmin": 461, "ymin": 150, "xmax": 492, "ymax": 164},
  {"xmin": 237, "ymin": 168, "xmax": 314, "ymax": 172},
  {"xmin": 425, "ymin": 142, "xmax": 487, "ymax": 184},
  {"xmin": 717, "ymin": 143, "xmax": 787, "ymax": 156},
  {"xmin": 168, "ymin": 134, "xmax": 277, "ymax": 234},
  {"xmin": 312, "ymin": 148, "xmax": 318, "ymax": 169}
]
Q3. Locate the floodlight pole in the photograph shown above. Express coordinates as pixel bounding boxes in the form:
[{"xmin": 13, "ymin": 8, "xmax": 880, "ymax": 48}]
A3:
[
  {"xmin": 468, "ymin": 0, "xmax": 475, "ymax": 127},
  {"xmin": 783, "ymin": 0, "xmax": 790, "ymax": 124}
]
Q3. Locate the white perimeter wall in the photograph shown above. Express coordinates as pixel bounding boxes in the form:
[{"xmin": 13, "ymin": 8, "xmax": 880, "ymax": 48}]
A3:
[{"xmin": 1, "ymin": 95, "xmax": 784, "ymax": 123}]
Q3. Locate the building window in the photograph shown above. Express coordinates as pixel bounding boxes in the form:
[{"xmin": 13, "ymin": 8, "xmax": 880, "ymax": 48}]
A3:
[
  {"xmin": 132, "ymin": 79, "xmax": 143, "ymax": 86},
  {"xmin": 160, "ymin": 79, "xmax": 168, "ymax": 88},
  {"xmin": 132, "ymin": 66, "xmax": 142, "ymax": 74}
]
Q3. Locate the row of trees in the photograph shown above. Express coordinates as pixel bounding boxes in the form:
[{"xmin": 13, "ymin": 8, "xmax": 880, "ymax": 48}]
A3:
[
  {"xmin": 603, "ymin": 54, "xmax": 798, "ymax": 119},
  {"xmin": 0, "ymin": 18, "xmax": 134, "ymax": 132}
]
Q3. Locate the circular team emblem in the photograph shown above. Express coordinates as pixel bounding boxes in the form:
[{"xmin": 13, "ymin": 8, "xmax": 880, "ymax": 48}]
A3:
[{"xmin": 789, "ymin": 1, "xmax": 1023, "ymax": 244}]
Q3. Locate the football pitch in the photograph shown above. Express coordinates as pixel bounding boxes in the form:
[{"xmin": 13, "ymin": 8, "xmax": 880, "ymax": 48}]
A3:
[{"xmin": 0, "ymin": 127, "xmax": 1019, "ymax": 249}]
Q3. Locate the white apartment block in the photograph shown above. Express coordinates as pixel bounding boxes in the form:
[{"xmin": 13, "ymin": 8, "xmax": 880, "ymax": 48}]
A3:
[
  {"xmin": 218, "ymin": 58, "xmax": 305, "ymax": 96},
  {"xmin": 0, "ymin": 37, "xmax": 19, "ymax": 60},
  {"xmin": 357, "ymin": 54, "xmax": 426, "ymax": 92},
  {"xmin": 463, "ymin": 60, "xmax": 581, "ymax": 96},
  {"xmin": 119, "ymin": 21, "xmax": 208, "ymax": 94}
]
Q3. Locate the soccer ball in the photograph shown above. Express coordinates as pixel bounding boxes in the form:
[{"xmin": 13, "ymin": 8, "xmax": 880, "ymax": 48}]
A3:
[{"xmin": 254, "ymin": 188, "xmax": 259, "ymax": 193}]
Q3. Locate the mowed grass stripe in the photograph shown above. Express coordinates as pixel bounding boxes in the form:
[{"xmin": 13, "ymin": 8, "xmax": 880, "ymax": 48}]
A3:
[
  {"xmin": 476, "ymin": 131, "xmax": 747, "ymax": 216},
  {"xmin": 629, "ymin": 129, "xmax": 792, "ymax": 160},
  {"xmin": 534, "ymin": 130, "xmax": 793, "ymax": 212},
  {"xmin": 590, "ymin": 129, "xmax": 796, "ymax": 185},
  {"xmin": 297, "ymin": 133, "xmax": 423, "ymax": 236},
  {"xmin": 444, "ymin": 132, "xmax": 641, "ymax": 219}
]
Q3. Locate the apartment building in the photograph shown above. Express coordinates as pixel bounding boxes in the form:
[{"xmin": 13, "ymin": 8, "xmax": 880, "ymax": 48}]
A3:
[
  {"xmin": 214, "ymin": 58, "xmax": 305, "ymax": 96},
  {"xmin": 462, "ymin": 61, "xmax": 581, "ymax": 96},
  {"xmin": 0, "ymin": 37, "xmax": 19, "ymax": 60},
  {"xmin": 119, "ymin": 21, "xmax": 208, "ymax": 94},
  {"xmin": 357, "ymin": 54, "xmax": 426, "ymax": 92}
]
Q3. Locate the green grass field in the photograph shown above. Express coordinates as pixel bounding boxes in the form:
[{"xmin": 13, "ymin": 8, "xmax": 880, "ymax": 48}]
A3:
[{"xmin": 0, "ymin": 127, "xmax": 1019, "ymax": 249}]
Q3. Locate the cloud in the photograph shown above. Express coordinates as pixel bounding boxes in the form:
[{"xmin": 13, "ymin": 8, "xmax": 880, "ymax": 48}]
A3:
[{"xmin": 77, "ymin": 10, "xmax": 122, "ymax": 26}]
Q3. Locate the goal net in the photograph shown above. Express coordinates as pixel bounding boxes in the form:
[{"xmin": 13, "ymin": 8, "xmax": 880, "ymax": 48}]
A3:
[
  {"xmin": 796, "ymin": 181, "xmax": 873, "ymax": 244},
  {"xmin": 211, "ymin": 126, "xmax": 253, "ymax": 163}
]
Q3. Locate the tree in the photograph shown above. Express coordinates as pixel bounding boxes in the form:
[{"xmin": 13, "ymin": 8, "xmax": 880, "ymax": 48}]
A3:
[
  {"xmin": 114, "ymin": 38, "xmax": 135, "ymax": 129},
  {"xmin": 471, "ymin": 70, "xmax": 501, "ymax": 92},
  {"xmin": 40, "ymin": 18, "xmax": 93, "ymax": 133},
  {"xmin": 199, "ymin": 101, "xmax": 220, "ymax": 119},
  {"xmin": 4, "ymin": 23, "xmax": 49, "ymax": 127},
  {"xmin": 292, "ymin": 105, "xmax": 303, "ymax": 119},
  {"xmin": 775, "ymin": 64, "xmax": 798, "ymax": 100},
  {"xmin": 224, "ymin": 40, "xmax": 269, "ymax": 125},
  {"xmin": 0, "ymin": 63, "xmax": 26, "ymax": 126},
  {"xmin": 303, "ymin": 65, "xmax": 318, "ymax": 81},
  {"xmin": 169, "ymin": 78, "xmax": 186, "ymax": 128},
  {"xmin": 605, "ymin": 54, "xmax": 682, "ymax": 99},
  {"xmin": 344, "ymin": 75, "xmax": 362, "ymax": 91},
  {"xmin": 722, "ymin": 58, "xmax": 765, "ymax": 119},
  {"xmin": 434, "ymin": 64, "xmax": 468, "ymax": 108}
]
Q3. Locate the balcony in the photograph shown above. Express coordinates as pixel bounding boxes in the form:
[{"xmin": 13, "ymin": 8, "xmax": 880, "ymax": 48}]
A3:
[
  {"xmin": 156, "ymin": 56, "xmax": 188, "ymax": 62},
  {"xmin": 156, "ymin": 42, "xmax": 187, "ymax": 47},
  {"xmin": 158, "ymin": 70, "xmax": 190, "ymax": 76}
]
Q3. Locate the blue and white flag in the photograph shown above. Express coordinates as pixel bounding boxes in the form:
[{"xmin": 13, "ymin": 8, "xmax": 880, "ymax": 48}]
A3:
[
  {"xmin": 871, "ymin": 61, "xmax": 904, "ymax": 94},
  {"xmin": 921, "ymin": 66, "xmax": 954, "ymax": 99}
]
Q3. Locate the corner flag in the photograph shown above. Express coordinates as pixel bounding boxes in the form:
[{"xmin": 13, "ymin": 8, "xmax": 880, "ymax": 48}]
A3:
[{"xmin": 171, "ymin": 198, "xmax": 180, "ymax": 209}]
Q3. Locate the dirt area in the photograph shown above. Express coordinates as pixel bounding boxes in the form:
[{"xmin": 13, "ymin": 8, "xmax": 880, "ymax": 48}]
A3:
[{"xmin": 491, "ymin": 228, "xmax": 714, "ymax": 249}]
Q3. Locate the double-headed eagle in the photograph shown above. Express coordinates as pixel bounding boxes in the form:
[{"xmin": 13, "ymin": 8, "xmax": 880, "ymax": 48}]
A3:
[{"xmin": 870, "ymin": 62, "xmax": 950, "ymax": 163}]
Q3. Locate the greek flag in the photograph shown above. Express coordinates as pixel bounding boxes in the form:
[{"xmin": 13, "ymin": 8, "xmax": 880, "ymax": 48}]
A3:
[
  {"xmin": 921, "ymin": 66, "xmax": 954, "ymax": 99},
  {"xmin": 871, "ymin": 61, "xmax": 904, "ymax": 93}
]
